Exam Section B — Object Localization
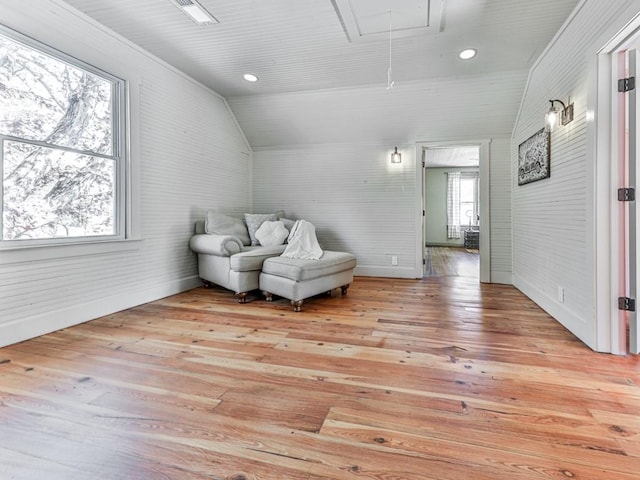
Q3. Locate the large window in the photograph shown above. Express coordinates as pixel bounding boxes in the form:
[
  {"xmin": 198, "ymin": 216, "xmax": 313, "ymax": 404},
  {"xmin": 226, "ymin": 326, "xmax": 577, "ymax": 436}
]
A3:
[{"xmin": 0, "ymin": 26, "xmax": 125, "ymax": 245}]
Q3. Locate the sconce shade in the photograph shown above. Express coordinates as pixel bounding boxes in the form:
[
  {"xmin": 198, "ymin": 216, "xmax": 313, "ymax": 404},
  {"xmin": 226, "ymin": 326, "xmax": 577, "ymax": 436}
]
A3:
[
  {"xmin": 391, "ymin": 146, "xmax": 402, "ymax": 163},
  {"xmin": 545, "ymin": 99, "xmax": 574, "ymax": 132},
  {"xmin": 545, "ymin": 104, "xmax": 560, "ymax": 132}
]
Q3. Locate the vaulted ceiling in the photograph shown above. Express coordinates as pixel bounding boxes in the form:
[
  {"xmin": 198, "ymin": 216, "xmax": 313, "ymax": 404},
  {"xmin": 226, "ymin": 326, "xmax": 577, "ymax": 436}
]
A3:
[{"xmin": 62, "ymin": 0, "xmax": 581, "ymax": 147}]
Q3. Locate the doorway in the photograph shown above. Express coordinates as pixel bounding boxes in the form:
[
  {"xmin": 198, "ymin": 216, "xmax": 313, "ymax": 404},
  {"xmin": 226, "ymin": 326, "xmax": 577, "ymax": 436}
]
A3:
[
  {"xmin": 415, "ymin": 140, "xmax": 491, "ymax": 283},
  {"xmin": 423, "ymin": 146, "xmax": 480, "ymax": 280}
]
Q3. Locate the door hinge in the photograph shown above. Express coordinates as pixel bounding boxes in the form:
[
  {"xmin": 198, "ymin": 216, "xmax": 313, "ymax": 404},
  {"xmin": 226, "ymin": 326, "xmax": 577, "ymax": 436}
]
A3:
[
  {"xmin": 423, "ymin": 258, "xmax": 426, "ymax": 265},
  {"xmin": 618, "ymin": 76, "xmax": 636, "ymax": 92},
  {"xmin": 423, "ymin": 209, "xmax": 425, "ymax": 216},
  {"xmin": 618, "ymin": 187, "xmax": 635, "ymax": 201},
  {"xmin": 422, "ymin": 159, "xmax": 426, "ymax": 168},
  {"xmin": 618, "ymin": 297, "xmax": 636, "ymax": 311}
]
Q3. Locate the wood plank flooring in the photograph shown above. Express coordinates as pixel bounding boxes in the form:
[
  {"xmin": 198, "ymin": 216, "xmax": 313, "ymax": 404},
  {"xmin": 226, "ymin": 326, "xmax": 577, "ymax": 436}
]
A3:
[
  {"xmin": 1, "ymin": 276, "xmax": 639, "ymax": 479},
  {"xmin": 424, "ymin": 247, "xmax": 479, "ymax": 278}
]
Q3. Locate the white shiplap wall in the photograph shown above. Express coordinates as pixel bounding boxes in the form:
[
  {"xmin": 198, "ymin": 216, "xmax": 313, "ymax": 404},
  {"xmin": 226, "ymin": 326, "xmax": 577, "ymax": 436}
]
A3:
[
  {"xmin": 243, "ymin": 72, "xmax": 519, "ymax": 281},
  {"xmin": 253, "ymin": 144, "xmax": 417, "ymax": 278},
  {"xmin": 512, "ymin": 0, "xmax": 640, "ymax": 350},
  {"xmin": 490, "ymin": 138, "xmax": 513, "ymax": 283},
  {"xmin": 0, "ymin": 0, "xmax": 251, "ymax": 347},
  {"xmin": 253, "ymin": 138, "xmax": 513, "ymax": 281}
]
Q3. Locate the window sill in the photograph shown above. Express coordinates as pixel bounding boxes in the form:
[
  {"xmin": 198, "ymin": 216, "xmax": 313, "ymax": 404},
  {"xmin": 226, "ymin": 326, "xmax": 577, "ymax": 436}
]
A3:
[{"xmin": 0, "ymin": 238, "xmax": 142, "ymax": 265}]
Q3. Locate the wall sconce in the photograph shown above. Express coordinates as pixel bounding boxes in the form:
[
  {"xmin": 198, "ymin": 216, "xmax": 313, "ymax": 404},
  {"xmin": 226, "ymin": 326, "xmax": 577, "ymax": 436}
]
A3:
[
  {"xmin": 391, "ymin": 146, "xmax": 402, "ymax": 164},
  {"xmin": 545, "ymin": 99, "xmax": 574, "ymax": 132}
]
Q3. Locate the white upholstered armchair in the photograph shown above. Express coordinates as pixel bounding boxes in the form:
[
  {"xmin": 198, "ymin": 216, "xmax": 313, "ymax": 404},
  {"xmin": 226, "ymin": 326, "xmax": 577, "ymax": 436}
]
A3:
[{"xmin": 189, "ymin": 211, "xmax": 288, "ymax": 302}]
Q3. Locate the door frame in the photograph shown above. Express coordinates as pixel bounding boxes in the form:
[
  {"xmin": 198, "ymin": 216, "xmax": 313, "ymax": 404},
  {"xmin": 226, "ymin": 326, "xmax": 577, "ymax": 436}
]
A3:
[
  {"xmin": 414, "ymin": 139, "xmax": 491, "ymax": 282},
  {"xmin": 595, "ymin": 14, "xmax": 640, "ymax": 354}
]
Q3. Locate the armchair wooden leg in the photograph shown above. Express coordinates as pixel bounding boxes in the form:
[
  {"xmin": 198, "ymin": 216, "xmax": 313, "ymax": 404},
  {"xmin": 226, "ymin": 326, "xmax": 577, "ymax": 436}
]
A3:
[
  {"xmin": 236, "ymin": 292, "xmax": 248, "ymax": 304},
  {"xmin": 292, "ymin": 300, "xmax": 304, "ymax": 312},
  {"xmin": 264, "ymin": 292, "xmax": 273, "ymax": 302},
  {"xmin": 341, "ymin": 284, "xmax": 350, "ymax": 295}
]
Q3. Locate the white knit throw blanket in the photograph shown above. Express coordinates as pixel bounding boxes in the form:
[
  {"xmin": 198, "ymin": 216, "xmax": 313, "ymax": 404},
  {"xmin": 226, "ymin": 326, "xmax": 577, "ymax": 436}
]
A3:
[{"xmin": 281, "ymin": 220, "xmax": 323, "ymax": 260}]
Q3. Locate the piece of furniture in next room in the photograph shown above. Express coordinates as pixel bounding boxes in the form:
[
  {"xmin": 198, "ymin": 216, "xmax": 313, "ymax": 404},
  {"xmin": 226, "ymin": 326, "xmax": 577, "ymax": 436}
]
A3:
[{"xmin": 464, "ymin": 229, "xmax": 480, "ymax": 249}]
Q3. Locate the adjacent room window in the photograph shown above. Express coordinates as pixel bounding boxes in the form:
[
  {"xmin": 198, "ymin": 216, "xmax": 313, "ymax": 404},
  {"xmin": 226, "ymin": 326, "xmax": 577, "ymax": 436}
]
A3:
[
  {"xmin": 0, "ymin": 26, "xmax": 125, "ymax": 245},
  {"xmin": 447, "ymin": 171, "xmax": 479, "ymax": 239},
  {"xmin": 459, "ymin": 172, "xmax": 479, "ymax": 228}
]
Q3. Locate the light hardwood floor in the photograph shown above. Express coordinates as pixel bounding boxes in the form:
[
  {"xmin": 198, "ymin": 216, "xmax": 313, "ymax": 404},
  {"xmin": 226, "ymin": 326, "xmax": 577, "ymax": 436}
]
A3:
[
  {"xmin": 424, "ymin": 247, "xmax": 479, "ymax": 278},
  {"xmin": 1, "ymin": 276, "xmax": 639, "ymax": 479}
]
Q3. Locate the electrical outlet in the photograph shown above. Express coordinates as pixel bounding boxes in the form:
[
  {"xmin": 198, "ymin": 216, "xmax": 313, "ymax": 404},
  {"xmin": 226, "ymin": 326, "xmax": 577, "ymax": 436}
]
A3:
[
  {"xmin": 391, "ymin": 255, "xmax": 398, "ymax": 266},
  {"xmin": 558, "ymin": 287, "xmax": 565, "ymax": 304}
]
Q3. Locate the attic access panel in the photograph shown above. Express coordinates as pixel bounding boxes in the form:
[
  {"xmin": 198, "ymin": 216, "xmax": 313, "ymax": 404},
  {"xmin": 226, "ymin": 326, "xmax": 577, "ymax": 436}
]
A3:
[{"xmin": 333, "ymin": 0, "xmax": 444, "ymax": 43}]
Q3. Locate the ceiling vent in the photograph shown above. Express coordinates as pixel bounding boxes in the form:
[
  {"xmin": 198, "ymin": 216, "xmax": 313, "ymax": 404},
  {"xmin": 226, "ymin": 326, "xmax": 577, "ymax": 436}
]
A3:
[
  {"xmin": 332, "ymin": 0, "xmax": 445, "ymax": 43},
  {"xmin": 171, "ymin": 0, "xmax": 218, "ymax": 25}
]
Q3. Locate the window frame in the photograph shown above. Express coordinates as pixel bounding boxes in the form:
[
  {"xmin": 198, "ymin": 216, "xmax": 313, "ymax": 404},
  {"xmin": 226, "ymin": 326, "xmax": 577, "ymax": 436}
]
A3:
[{"xmin": 0, "ymin": 24, "xmax": 128, "ymax": 249}]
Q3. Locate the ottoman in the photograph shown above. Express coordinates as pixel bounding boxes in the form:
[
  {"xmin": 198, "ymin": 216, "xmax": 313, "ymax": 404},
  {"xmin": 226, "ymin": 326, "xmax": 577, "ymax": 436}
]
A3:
[{"xmin": 260, "ymin": 251, "xmax": 357, "ymax": 311}]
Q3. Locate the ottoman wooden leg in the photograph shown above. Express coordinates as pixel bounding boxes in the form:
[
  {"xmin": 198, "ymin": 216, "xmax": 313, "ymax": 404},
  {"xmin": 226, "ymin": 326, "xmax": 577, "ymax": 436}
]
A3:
[
  {"xmin": 291, "ymin": 300, "xmax": 304, "ymax": 312},
  {"xmin": 341, "ymin": 284, "xmax": 350, "ymax": 295},
  {"xmin": 236, "ymin": 292, "xmax": 248, "ymax": 303}
]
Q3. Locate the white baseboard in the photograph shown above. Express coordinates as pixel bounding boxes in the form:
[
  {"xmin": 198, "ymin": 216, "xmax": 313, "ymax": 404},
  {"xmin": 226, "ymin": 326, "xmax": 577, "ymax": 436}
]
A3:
[
  {"xmin": 513, "ymin": 273, "xmax": 600, "ymax": 352},
  {"xmin": 355, "ymin": 265, "xmax": 419, "ymax": 279},
  {"xmin": 0, "ymin": 275, "xmax": 202, "ymax": 348},
  {"xmin": 490, "ymin": 271, "xmax": 513, "ymax": 284}
]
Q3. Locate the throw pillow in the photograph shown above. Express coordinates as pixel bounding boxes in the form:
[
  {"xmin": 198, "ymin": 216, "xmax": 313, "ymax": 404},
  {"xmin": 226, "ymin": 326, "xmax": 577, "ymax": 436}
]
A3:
[
  {"xmin": 279, "ymin": 217, "xmax": 296, "ymax": 233},
  {"xmin": 244, "ymin": 212, "xmax": 278, "ymax": 246},
  {"xmin": 205, "ymin": 210, "xmax": 251, "ymax": 246},
  {"xmin": 255, "ymin": 221, "xmax": 289, "ymax": 246}
]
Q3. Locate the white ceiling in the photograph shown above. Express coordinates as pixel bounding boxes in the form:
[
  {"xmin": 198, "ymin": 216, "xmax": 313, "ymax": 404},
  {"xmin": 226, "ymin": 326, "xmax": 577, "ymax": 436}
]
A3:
[
  {"xmin": 425, "ymin": 146, "xmax": 479, "ymax": 168},
  {"xmin": 61, "ymin": 0, "xmax": 581, "ymax": 98}
]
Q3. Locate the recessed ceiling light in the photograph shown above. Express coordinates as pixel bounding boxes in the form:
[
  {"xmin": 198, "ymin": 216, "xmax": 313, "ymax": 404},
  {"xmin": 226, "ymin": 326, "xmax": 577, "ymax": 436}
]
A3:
[
  {"xmin": 171, "ymin": 0, "xmax": 218, "ymax": 25},
  {"xmin": 459, "ymin": 48, "xmax": 477, "ymax": 60},
  {"xmin": 243, "ymin": 74, "xmax": 259, "ymax": 82}
]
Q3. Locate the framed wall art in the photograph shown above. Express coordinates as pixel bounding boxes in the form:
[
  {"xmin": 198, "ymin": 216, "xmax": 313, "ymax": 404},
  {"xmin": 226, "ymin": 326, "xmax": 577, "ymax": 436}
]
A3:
[{"xmin": 518, "ymin": 128, "xmax": 550, "ymax": 185}]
